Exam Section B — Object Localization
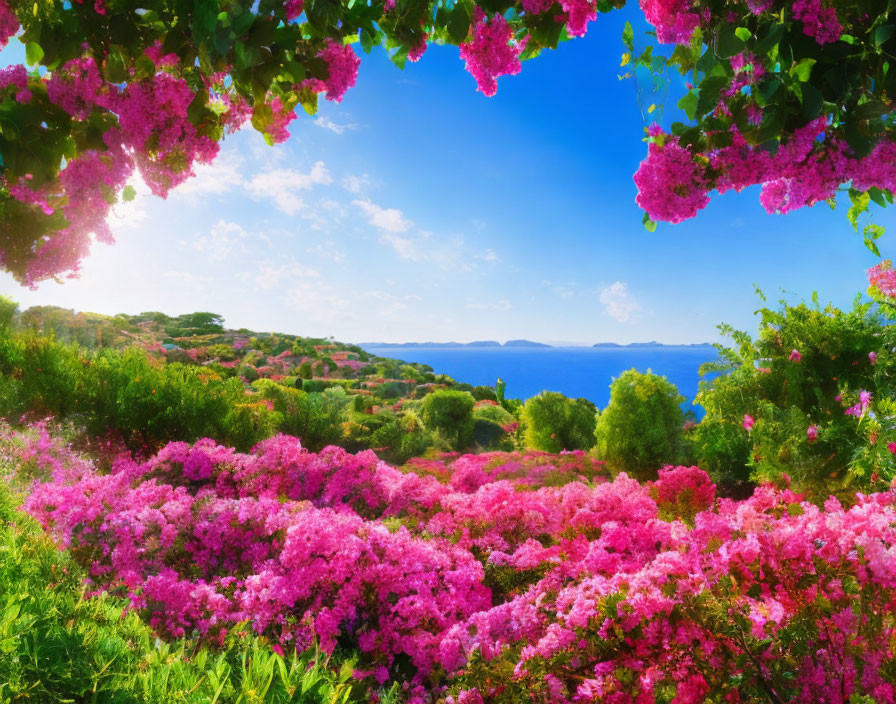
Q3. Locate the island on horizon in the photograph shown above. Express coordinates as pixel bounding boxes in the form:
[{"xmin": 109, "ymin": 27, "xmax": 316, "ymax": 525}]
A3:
[
  {"xmin": 358, "ymin": 340, "xmax": 716, "ymax": 349},
  {"xmin": 359, "ymin": 339, "xmax": 551, "ymax": 349}
]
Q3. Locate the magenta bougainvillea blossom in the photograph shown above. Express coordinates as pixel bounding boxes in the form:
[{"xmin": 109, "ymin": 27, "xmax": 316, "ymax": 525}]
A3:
[
  {"xmin": 15, "ymin": 422, "xmax": 896, "ymax": 702},
  {"xmin": 458, "ymin": 10, "xmax": 524, "ymax": 98}
]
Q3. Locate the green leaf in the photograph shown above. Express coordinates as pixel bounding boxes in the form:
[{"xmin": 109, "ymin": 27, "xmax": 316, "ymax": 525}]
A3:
[
  {"xmin": 359, "ymin": 28, "xmax": 376, "ymax": 54},
  {"xmin": 868, "ymin": 187, "xmax": 889, "ymax": 208},
  {"xmin": 799, "ymin": 83, "xmax": 823, "ymax": 119},
  {"xmin": 696, "ymin": 75, "xmax": 729, "ymax": 117},
  {"xmin": 122, "ymin": 185, "xmax": 136, "ymax": 202},
  {"xmin": 678, "ymin": 91, "xmax": 698, "ymax": 121},
  {"xmin": 753, "ymin": 24, "xmax": 784, "ymax": 55},
  {"xmin": 864, "ymin": 223, "xmax": 885, "ymax": 240},
  {"xmin": 839, "ymin": 33, "xmax": 855, "ymax": 44},
  {"xmin": 389, "ymin": 47, "xmax": 408, "ymax": 69},
  {"xmin": 865, "ymin": 237, "xmax": 882, "ymax": 257},
  {"xmin": 873, "ymin": 24, "xmax": 895, "ymax": 47},
  {"xmin": 734, "ymin": 27, "xmax": 751, "ymax": 42},
  {"xmin": 790, "ymin": 58, "xmax": 816, "ymax": 82},
  {"xmin": 25, "ymin": 42, "xmax": 44, "ymax": 66},
  {"xmin": 715, "ymin": 28, "xmax": 745, "ymax": 59},
  {"xmin": 847, "ymin": 190, "xmax": 870, "ymax": 231},
  {"xmin": 642, "ymin": 212, "xmax": 657, "ymax": 232},
  {"xmin": 447, "ymin": 3, "xmax": 472, "ymax": 44},
  {"xmin": 622, "ymin": 21, "xmax": 633, "ymax": 52},
  {"xmin": 232, "ymin": 11, "xmax": 255, "ymax": 35}
]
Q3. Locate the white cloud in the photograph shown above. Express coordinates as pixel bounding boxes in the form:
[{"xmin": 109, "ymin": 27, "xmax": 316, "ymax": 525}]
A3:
[
  {"xmin": 599, "ymin": 281, "xmax": 641, "ymax": 323},
  {"xmin": 237, "ymin": 258, "xmax": 320, "ymax": 291},
  {"xmin": 286, "ymin": 280, "xmax": 351, "ymax": 321},
  {"xmin": 191, "ymin": 220, "xmax": 248, "ymax": 262},
  {"xmin": 162, "ymin": 270, "xmax": 212, "ymax": 295},
  {"xmin": 465, "ymin": 299, "xmax": 513, "ymax": 311},
  {"xmin": 314, "ymin": 116, "xmax": 359, "ymax": 134},
  {"xmin": 246, "ymin": 161, "xmax": 333, "ymax": 215},
  {"xmin": 173, "ymin": 150, "xmax": 245, "ymax": 202},
  {"xmin": 353, "ymin": 199, "xmax": 411, "ymax": 233},
  {"xmin": 342, "ymin": 174, "xmax": 370, "ymax": 194},
  {"xmin": 380, "ymin": 233, "xmax": 423, "ymax": 261},
  {"xmin": 308, "ymin": 239, "xmax": 346, "ymax": 263},
  {"xmin": 475, "ymin": 249, "xmax": 500, "ymax": 263}
]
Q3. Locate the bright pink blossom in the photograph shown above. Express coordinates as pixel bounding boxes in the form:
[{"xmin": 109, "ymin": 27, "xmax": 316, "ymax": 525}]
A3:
[
  {"xmin": 0, "ymin": 0, "xmax": 19, "ymax": 50},
  {"xmin": 639, "ymin": 0, "xmax": 700, "ymax": 44},
  {"xmin": 634, "ymin": 134, "xmax": 710, "ymax": 223},
  {"xmin": 284, "ymin": 0, "xmax": 304, "ymax": 21},
  {"xmin": 458, "ymin": 9, "xmax": 523, "ymax": 98}
]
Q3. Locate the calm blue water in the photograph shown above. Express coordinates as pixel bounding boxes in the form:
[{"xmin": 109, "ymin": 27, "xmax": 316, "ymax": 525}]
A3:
[{"xmin": 361, "ymin": 346, "xmax": 719, "ymax": 413}]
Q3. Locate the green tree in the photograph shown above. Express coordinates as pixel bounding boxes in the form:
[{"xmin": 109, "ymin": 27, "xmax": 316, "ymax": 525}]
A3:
[
  {"xmin": 0, "ymin": 296, "xmax": 17, "ymax": 331},
  {"xmin": 521, "ymin": 392, "xmax": 596, "ymax": 453},
  {"xmin": 420, "ymin": 389, "xmax": 475, "ymax": 451},
  {"xmin": 594, "ymin": 369, "xmax": 685, "ymax": 479}
]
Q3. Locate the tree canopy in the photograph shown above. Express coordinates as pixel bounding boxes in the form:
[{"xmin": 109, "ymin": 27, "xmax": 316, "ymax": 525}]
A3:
[{"xmin": 0, "ymin": 0, "xmax": 893, "ymax": 285}]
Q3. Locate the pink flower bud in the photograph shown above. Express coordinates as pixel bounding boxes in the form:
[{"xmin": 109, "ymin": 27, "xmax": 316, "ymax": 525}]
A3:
[
  {"xmin": 789, "ymin": 349, "xmax": 802, "ymax": 362},
  {"xmin": 743, "ymin": 414, "xmax": 754, "ymax": 431},
  {"xmin": 807, "ymin": 425, "xmax": 818, "ymax": 442}
]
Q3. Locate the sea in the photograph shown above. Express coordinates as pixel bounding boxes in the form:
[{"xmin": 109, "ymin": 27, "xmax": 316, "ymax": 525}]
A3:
[{"xmin": 360, "ymin": 346, "xmax": 720, "ymax": 415}]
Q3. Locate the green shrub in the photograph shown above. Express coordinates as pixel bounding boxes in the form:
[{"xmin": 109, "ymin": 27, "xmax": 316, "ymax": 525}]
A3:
[
  {"xmin": 421, "ymin": 389, "xmax": 476, "ymax": 450},
  {"xmin": 695, "ymin": 294, "xmax": 896, "ymax": 496},
  {"xmin": 594, "ymin": 370, "xmax": 685, "ymax": 479},
  {"xmin": 521, "ymin": 392, "xmax": 596, "ymax": 453}
]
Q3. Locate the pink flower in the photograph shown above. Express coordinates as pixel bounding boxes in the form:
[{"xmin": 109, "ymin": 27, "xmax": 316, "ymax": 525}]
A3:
[
  {"xmin": 869, "ymin": 261, "xmax": 896, "ymax": 300},
  {"xmin": 789, "ymin": 349, "xmax": 802, "ymax": 362},
  {"xmin": 315, "ymin": 40, "xmax": 360, "ymax": 103},
  {"xmin": 870, "ymin": 351, "xmax": 878, "ymax": 365},
  {"xmin": 889, "ymin": 442, "xmax": 896, "ymax": 455},
  {"xmin": 458, "ymin": 9, "xmax": 523, "ymax": 97},
  {"xmin": 0, "ymin": 0, "xmax": 19, "ymax": 51},
  {"xmin": 634, "ymin": 133, "xmax": 710, "ymax": 223},
  {"xmin": 284, "ymin": 0, "xmax": 303, "ymax": 21},
  {"xmin": 639, "ymin": 0, "xmax": 700, "ymax": 44},
  {"xmin": 743, "ymin": 414, "xmax": 754, "ymax": 431},
  {"xmin": 807, "ymin": 425, "xmax": 818, "ymax": 442}
]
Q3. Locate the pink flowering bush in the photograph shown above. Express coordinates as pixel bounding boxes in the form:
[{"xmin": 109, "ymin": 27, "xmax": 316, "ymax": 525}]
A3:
[
  {"xmin": 651, "ymin": 464, "xmax": 715, "ymax": 522},
  {"xmin": 13, "ymin": 421, "xmax": 896, "ymax": 701}
]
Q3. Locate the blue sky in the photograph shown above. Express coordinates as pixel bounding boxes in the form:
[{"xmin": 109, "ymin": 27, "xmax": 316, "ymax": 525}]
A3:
[{"xmin": 1, "ymin": 6, "xmax": 893, "ymax": 345}]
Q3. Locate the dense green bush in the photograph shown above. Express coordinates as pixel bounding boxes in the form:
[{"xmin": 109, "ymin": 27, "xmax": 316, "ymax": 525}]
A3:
[
  {"xmin": 521, "ymin": 392, "xmax": 596, "ymax": 453},
  {"xmin": 694, "ymin": 294, "xmax": 896, "ymax": 496},
  {"xmin": 421, "ymin": 389, "xmax": 476, "ymax": 450},
  {"xmin": 594, "ymin": 369, "xmax": 686, "ymax": 479},
  {"xmin": 254, "ymin": 380, "xmax": 348, "ymax": 451}
]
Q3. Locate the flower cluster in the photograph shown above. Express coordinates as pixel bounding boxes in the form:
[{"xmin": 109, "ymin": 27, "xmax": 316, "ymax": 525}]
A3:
[
  {"xmin": 15, "ymin": 423, "xmax": 896, "ymax": 701},
  {"xmin": 0, "ymin": 0, "xmax": 18, "ymax": 50},
  {"xmin": 869, "ymin": 260, "xmax": 896, "ymax": 300},
  {"xmin": 458, "ymin": 9, "xmax": 524, "ymax": 98}
]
